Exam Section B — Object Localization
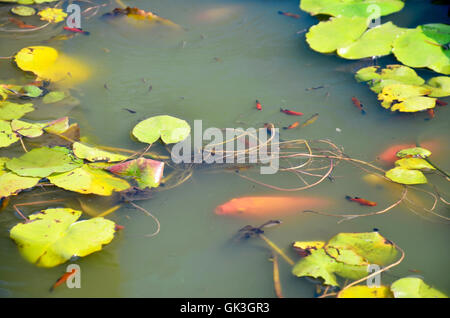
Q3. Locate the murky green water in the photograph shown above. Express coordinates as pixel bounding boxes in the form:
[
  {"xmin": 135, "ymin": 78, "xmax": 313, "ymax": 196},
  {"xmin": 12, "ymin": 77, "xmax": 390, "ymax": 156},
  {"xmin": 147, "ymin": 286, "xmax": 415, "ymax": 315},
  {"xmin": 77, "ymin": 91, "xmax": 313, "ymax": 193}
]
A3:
[{"xmin": 0, "ymin": 0, "xmax": 449, "ymax": 297}]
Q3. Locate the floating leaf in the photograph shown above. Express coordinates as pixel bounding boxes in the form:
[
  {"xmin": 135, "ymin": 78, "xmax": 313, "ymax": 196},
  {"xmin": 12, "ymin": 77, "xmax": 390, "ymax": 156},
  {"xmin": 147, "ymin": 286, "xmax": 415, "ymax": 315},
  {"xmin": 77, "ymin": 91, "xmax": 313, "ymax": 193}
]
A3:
[
  {"xmin": 355, "ymin": 65, "xmax": 425, "ymax": 93},
  {"xmin": 42, "ymin": 91, "xmax": 66, "ymax": 104},
  {"xmin": 385, "ymin": 167, "xmax": 427, "ymax": 185},
  {"xmin": 43, "ymin": 116, "xmax": 69, "ymax": 134},
  {"xmin": 10, "ymin": 208, "xmax": 116, "ymax": 268},
  {"xmin": 395, "ymin": 158, "xmax": 435, "ymax": 170},
  {"xmin": 300, "ymin": 0, "xmax": 405, "ymax": 18},
  {"xmin": 22, "ymin": 85, "xmax": 42, "ymax": 98},
  {"xmin": 11, "ymin": 119, "xmax": 44, "ymax": 138},
  {"xmin": 105, "ymin": 6, "xmax": 181, "ymax": 29},
  {"xmin": 337, "ymin": 22, "xmax": 406, "ymax": 59},
  {"xmin": 132, "ymin": 115, "xmax": 191, "ymax": 145},
  {"xmin": 390, "ymin": 277, "xmax": 447, "ymax": 298},
  {"xmin": 72, "ymin": 142, "xmax": 128, "ymax": 163},
  {"xmin": 424, "ymin": 76, "xmax": 450, "ymax": 98},
  {"xmin": 378, "ymin": 84, "xmax": 435, "ymax": 112},
  {"xmin": 6, "ymin": 146, "xmax": 82, "ymax": 177},
  {"xmin": 11, "ymin": 5, "xmax": 36, "ymax": 16},
  {"xmin": 338, "ymin": 285, "xmax": 393, "ymax": 298},
  {"xmin": 107, "ymin": 158, "xmax": 164, "ymax": 189},
  {"xmin": 292, "ymin": 241, "xmax": 325, "ymax": 256},
  {"xmin": 0, "ymin": 101, "xmax": 34, "ymax": 120},
  {"xmin": 37, "ymin": 7, "xmax": 67, "ymax": 23},
  {"xmin": 392, "ymin": 24, "xmax": 450, "ymax": 75},
  {"xmin": 0, "ymin": 157, "xmax": 9, "ymax": 175},
  {"xmin": 14, "ymin": 46, "xmax": 90, "ymax": 86},
  {"xmin": 0, "ymin": 120, "xmax": 19, "ymax": 148},
  {"xmin": 306, "ymin": 16, "xmax": 368, "ymax": 54},
  {"xmin": 0, "ymin": 172, "xmax": 40, "ymax": 198},
  {"xmin": 396, "ymin": 147, "xmax": 431, "ymax": 159},
  {"xmin": 48, "ymin": 165, "xmax": 130, "ymax": 196}
]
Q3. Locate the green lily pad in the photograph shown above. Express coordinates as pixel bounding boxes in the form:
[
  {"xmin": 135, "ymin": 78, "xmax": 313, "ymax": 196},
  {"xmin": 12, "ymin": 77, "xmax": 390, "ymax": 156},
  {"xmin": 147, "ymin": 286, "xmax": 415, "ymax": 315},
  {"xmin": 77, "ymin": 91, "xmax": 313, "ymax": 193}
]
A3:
[
  {"xmin": 385, "ymin": 167, "xmax": 427, "ymax": 185},
  {"xmin": 11, "ymin": 5, "xmax": 36, "ymax": 16},
  {"xmin": 356, "ymin": 65, "xmax": 425, "ymax": 93},
  {"xmin": 72, "ymin": 142, "xmax": 128, "ymax": 163},
  {"xmin": 132, "ymin": 115, "xmax": 191, "ymax": 145},
  {"xmin": 0, "ymin": 120, "xmax": 19, "ymax": 148},
  {"xmin": 300, "ymin": 0, "xmax": 405, "ymax": 18},
  {"xmin": 107, "ymin": 158, "xmax": 165, "ymax": 189},
  {"xmin": 6, "ymin": 146, "xmax": 83, "ymax": 177},
  {"xmin": 306, "ymin": 16, "xmax": 368, "ymax": 54},
  {"xmin": 0, "ymin": 172, "xmax": 40, "ymax": 198},
  {"xmin": 10, "ymin": 208, "xmax": 116, "ymax": 268},
  {"xmin": 48, "ymin": 165, "xmax": 130, "ymax": 196},
  {"xmin": 424, "ymin": 76, "xmax": 450, "ymax": 98},
  {"xmin": 292, "ymin": 232, "xmax": 398, "ymax": 287},
  {"xmin": 42, "ymin": 91, "xmax": 66, "ymax": 104},
  {"xmin": 392, "ymin": 24, "xmax": 450, "ymax": 75},
  {"xmin": 395, "ymin": 158, "xmax": 435, "ymax": 170},
  {"xmin": 337, "ymin": 22, "xmax": 406, "ymax": 59},
  {"xmin": 396, "ymin": 147, "xmax": 431, "ymax": 159},
  {"xmin": 0, "ymin": 101, "xmax": 34, "ymax": 120},
  {"xmin": 11, "ymin": 119, "xmax": 44, "ymax": 138},
  {"xmin": 390, "ymin": 277, "xmax": 447, "ymax": 298},
  {"xmin": 22, "ymin": 85, "xmax": 42, "ymax": 97}
]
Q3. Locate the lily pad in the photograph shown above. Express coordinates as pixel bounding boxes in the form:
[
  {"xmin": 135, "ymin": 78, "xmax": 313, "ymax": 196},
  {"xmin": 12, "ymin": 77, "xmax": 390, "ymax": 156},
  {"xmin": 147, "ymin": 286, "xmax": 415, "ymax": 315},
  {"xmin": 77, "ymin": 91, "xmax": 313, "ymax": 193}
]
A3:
[
  {"xmin": 356, "ymin": 65, "xmax": 425, "ymax": 93},
  {"xmin": 392, "ymin": 24, "xmax": 450, "ymax": 75},
  {"xmin": 306, "ymin": 16, "xmax": 368, "ymax": 54},
  {"xmin": 11, "ymin": 119, "xmax": 44, "ymax": 138},
  {"xmin": 378, "ymin": 84, "xmax": 435, "ymax": 112},
  {"xmin": 132, "ymin": 115, "xmax": 191, "ymax": 145},
  {"xmin": 0, "ymin": 120, "xmax": 19, "ymax": 148},
  {"xmin": 107, "ymin": 158, "xmax": 165, "ymax": 189},
  {"xmin": 48, "ymin": 165, "xmax": 130, "ymax": 196},
  {"xmin": 338, "ymin": 285, "xmax": 393, "ymax": 298},
  {"xmin": 396, "ymin": 147, "xmax": 431, "ymax": 159},
  {"xmin": 22, "ymin": 85, "xmax": 42, "ymax": 98},
  {"xmin": 11, "ymin": 5, "xmax": 36, "ymax": 16},
  {"xmin": 72, "ymin": 142, "xmax": 128, "ymax": 163},
  {"xmin": 43, "ymin": 116, "xmax": 70, "ymax": 134},
  {"xmin": 0, "ymin": 101, "xmax": 34, "ymax": 120},
  {"xmin": 6, "ymin": 146, "xmax": 82, "ymax": 177},
  {"xmin": 300, "ymin": 0, "xmax": 405, "ymax": 18},
  {"xmin": 10, "ymin": 208, "xmax": 116, "ymax": 268},
  {"xmin": 0, "ymin": 172, "xmax": 40, "ymax": 198},
  {"xmin": 42, "ymin": 91, "xmax": 66, "ymax": 104},
  {"xmin": 395, "ymin": 158, "xmax": 435, "ymax": 170},
  {"xmin": 385, "ymin": 167, "xmax": 427, "ymax": 185},
  {"xmin": 14, "ymin": 46, "xmax": 90, "ymax": 86},
  {"xmin": 37, "ymin": 7, "xmax": 67, "ymax": 23},
  {"xmin": 424, "ymin": 76, "xmax": 450, "ymax": 98},
  {"xmin": 337, "ymin": 22, "xmax": 406, "ymax": 59},
  {"xmin": 390, "ymin": 277, "xmax": 447, "ymax": 298}
]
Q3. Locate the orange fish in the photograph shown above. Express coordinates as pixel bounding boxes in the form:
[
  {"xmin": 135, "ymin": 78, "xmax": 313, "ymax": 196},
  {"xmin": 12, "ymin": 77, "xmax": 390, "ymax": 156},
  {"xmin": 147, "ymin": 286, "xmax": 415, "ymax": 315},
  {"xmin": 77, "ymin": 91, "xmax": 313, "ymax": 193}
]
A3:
[
  {"xmin": 427, "ymin": 109, "xmax": 435, "ymax": 119},
  {"xmin": 378, "ymin": 140, "xmax": 439, "ymax": 165},
  {"xmin": 345, "ymin": 196, "xmax": 377, "ymax": 206},
  {"xmin": 215, "ymin": 196, "xmax": 330, "ymax": 218},
  {"xmin": 256, "ymin": 100, "xmax": 262, "ymax": 110},
  {"xmin": 283, "ymin": 121, "xmax": 299, "ymax": 130},
  {"xmin": 8, "ymin": 17, "xmax": 36, "ymax": 29},
  {"xmin": 50, "ymin": 268, "xmax": 77, "ymax": 292},
  {"xmin": 351, "ymin": 97, "xmax": 366, "ymax": 114}
]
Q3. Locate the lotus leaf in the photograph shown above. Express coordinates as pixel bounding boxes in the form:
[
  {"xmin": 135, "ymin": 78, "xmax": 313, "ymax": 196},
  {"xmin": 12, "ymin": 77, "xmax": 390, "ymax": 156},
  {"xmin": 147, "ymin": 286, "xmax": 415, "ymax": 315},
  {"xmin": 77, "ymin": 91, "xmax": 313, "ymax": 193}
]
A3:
[
  {"xmin": 107, "ymin": 158, "xmax": 164, "ymax": 189},
  {"xmin": 48, "ymin": 165, "xmax": 130, "ymax": 195},
  {"xmin": 390, "ymin": 277, "xmax": 447, "ymax": 298},
  {"xmin": 385, "ymin": 167, "xmax": 427, "ymax": 184},
  {"xmin": 10, "ymin": 208, "xmax": 116, "ymax": 268},
  {"xmin": 6, "ymin": 146, "xmax": 82, "ymax": 177},
  {"xmin": 132, "ymin": 115, "xmax": 191, "ymax": 145}
]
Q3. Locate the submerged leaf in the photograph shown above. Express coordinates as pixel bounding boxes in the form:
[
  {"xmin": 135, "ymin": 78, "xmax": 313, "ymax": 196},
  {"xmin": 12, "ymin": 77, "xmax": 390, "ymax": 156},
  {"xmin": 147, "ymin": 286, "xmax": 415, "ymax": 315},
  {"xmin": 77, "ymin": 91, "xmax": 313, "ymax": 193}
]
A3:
[
  {"xmin": 72, "ymin": 142, "xmax": 128, "ymax": 162},
  {"xmin": 390, "ymin": 277, "xmax": 447, "ymax": 298},
  {"xmin": 48, "ymin": 165, "xmax": 130, "ymax": 196},
  {"xmin": 0, "ymin": 101, "xmax": 34, "ymax": 120},
  {"xmin": 10, "ymin": 208, "xmax": 116, "ymax": 268},
  {"xmin": 385, "ymin": 167, "xmax": 427, "ymax": 185},
  {"xmin": 6, "ymin": 146, "xmax": 82, "ymax": 177},
  {"xmin": 132, "ymin": 115, "xmax": 191, "ymax": 145},
  {"xmin": 42, "ymin": 91, "xmax": 66, "ymax": 104},
  {"xmin": 107, "ymin": 158, "xmax": 164, "ymax": 189},
  {"xmin": 0, "ymin": 172, "xmax": 40, "ymax": 198}
]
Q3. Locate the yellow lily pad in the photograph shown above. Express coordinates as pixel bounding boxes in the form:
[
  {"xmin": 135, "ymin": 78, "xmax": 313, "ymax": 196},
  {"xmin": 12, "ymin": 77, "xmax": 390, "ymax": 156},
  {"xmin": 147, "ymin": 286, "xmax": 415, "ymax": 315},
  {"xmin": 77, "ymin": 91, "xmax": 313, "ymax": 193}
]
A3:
[
  {"xmin": 72, "ymin": 142, "xmax": 128, "ymax": 163},
  {"xmin": 0, "ymin": 101, "xmax": 34, "ymax": 120},
  {"xmin": 11, "ymin": 119, "xmax": 45, "ymax": 138},
  {"xmin": 0, "ymin": 172, "xmax": 40, "ymax": 198},
  {"xmin": 395, "ymin": 158, "xmax": 435, "ymax": 170},
  {"xmin": 37, "ymin": 7, "xmax": 67, "ymax": 23},
  {"xmin": 396, "ymin": 147, "xmax": 431, "ymax": 159},
  {"xmin": 385, "ymin": 167, "xmax": 427, "ymax": 185},
  {"xmin": 0, "ymin": 120, "xmax": 19, "ymax": 148},
  {"xmin": 378, "ymin": 84, "xmax": 435, "ymax": 112},
  {"xmin": 10, "ymin": 208, "xmax": 116, "ymax": 268},
  {"xmin": 338, "ymin": 285, "xmax": 393, "ymax": 298}
]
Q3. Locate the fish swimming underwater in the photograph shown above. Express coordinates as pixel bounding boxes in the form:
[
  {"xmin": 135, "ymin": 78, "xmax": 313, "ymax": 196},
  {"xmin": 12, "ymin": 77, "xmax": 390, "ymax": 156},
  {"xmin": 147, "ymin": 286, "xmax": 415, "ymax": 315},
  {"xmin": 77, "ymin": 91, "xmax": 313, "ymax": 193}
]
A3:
[{"xmin": 215, "ymin": 196, "xmax": 331, "ymax": 218}]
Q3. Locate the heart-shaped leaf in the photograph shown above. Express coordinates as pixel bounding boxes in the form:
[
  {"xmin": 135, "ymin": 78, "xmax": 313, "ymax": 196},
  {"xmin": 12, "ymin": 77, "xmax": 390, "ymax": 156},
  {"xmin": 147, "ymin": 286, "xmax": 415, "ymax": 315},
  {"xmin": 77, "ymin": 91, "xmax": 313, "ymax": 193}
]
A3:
[{"xmin": 132, "ymin": 115, "xmax": 190, "ymax": 144}]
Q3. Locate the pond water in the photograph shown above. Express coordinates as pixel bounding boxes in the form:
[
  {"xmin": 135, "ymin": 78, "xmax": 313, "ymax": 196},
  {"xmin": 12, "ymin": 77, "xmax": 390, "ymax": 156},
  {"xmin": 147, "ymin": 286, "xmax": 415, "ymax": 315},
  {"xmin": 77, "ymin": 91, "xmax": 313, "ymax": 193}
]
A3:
[{"xmin": 0, "ymin": 0, "xmax": 449, "ymax": 297}]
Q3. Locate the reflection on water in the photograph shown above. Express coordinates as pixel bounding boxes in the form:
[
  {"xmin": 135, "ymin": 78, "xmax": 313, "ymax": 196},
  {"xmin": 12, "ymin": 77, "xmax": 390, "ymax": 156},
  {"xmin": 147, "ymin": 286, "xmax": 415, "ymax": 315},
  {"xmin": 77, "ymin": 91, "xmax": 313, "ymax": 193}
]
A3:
[{"xmin": 0, "ymin": 0, "xmax": 448, "ymax": 297}]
